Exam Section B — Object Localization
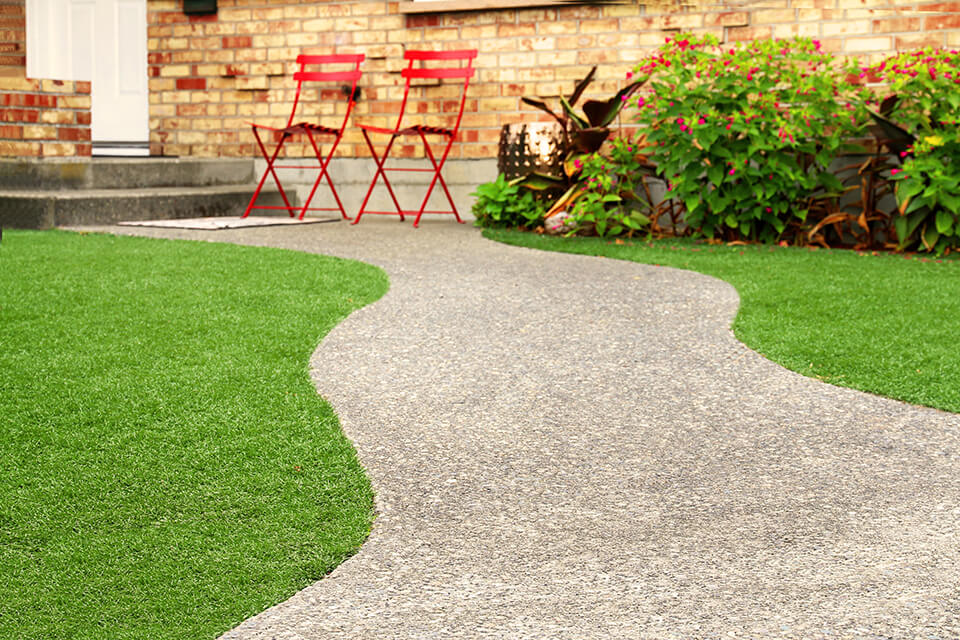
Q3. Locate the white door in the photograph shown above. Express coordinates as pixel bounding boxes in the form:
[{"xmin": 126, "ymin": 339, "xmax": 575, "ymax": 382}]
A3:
[{"xmin": 26, "ymin": 0, "xmax": 149, "ymax": 155}]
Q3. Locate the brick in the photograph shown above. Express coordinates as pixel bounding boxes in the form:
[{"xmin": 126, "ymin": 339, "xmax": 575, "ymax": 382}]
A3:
[
  {"xmin": 498, "ymin": 23, "xmax": 537, "ymax": 37},
  {"xmin": 222, "ymin": 36, "xmax": 252, "ymax": 48},
  {"xmin": 176, "ymin": 78, "xmax": 207, "ymax": 90},
  {"xmin": 59, "ymin": 95, "xmax": 90, "ymax": 109},
  {"xmin": 0, "ymin": 77, "xmax": 39, "ymax": 91},
  {"xmin": 0, "ymin": 123, "xmax": 21, "ymax": 137},
  {"xmin": 822, "ymin": 20, "xmax": 871, "ymax": 36},
  {"xmin": 705, "ymin": 11, "xmax": 749, "ymax": 27},
  {"xmin": 728, "ymin": 26, "xmax": 775, "ymax": 42},
  {"xmin": 160, "ymin": 64, "xmax": 191, "ymax": 77},
  {"xmin": 896, "ymin": 33, "xmax": 946, "ymax": 49},
  {"xmin": 0, "ymin": 140, "xmax": 41, "ymax": 156},
  {"xmin": 40, "ymin": 110, "xmax": 74, "ymax": 125},
  {"xmin": 58, "ymin": 127, "xmax": 90, "ymax": 142},
  {"xmin": 41, "ymin": 142, "xmax": 78, "ymax": 156},
  {"xmin": 925, "ymin": 15, "xmax": 960, "ymax": 30},
  {"xmin": 22, "ymin": 124, "xmax": 55, "ymax": 139},
  {"xmin": 236, "ymin": 76, "xmax": 269, "ymax": 91}
]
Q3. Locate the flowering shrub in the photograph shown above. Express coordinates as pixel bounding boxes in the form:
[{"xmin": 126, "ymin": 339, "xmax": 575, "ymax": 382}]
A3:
[
  {"xmin": 630, "ymin": 34, "xmax": 870, "ymax": 243},
  {"xmin": 863, "ymin": 48, "xmax": 960, "ymax": 253},
  {"xmin": 563, "ymin": 137, "xmax": 654, "ymax": 236}
]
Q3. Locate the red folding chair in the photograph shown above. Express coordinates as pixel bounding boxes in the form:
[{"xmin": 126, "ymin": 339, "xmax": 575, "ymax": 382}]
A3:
[
  {"xmin": 353, "ymin": 49, "xmax": 477, "ymax": 227},
  {"xmin": 243, "ymin": 53, "xmax": 364, "ymax": 220}
]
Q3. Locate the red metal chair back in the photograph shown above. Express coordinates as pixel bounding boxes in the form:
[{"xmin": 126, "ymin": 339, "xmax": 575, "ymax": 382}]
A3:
[
  {"xmin": 394, "ymin": 49, "xmax": 477, "ymax": 137},
  {"xmin": 288, "ymin": 53, "xmax": 364, "ymax": 133},
  {"xmin": 243, "ymin": 53, "xmax": 364, "ymax": 221},
  {"xmin": 352, "ymin": 49, "xmax": 478, "ymax": 227}
]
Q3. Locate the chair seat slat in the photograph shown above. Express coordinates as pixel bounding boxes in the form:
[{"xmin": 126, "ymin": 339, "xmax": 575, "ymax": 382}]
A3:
[
  {"xmin": 294, "ymin": 70, "xmax": 362, "ymax": 82},
  {"xmin": 402, "ymin": 67, "xmax": 475, "ymax": 80},
  {"xmin": 404, "ymin": 49, "xmax": 478, "ymax": 61},
  {"xmin": 297, "ymin": 54, "xmax": 365, "ymax": 64}
]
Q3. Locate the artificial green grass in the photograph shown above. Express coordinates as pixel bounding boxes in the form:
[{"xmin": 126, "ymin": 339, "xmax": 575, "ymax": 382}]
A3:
[
  {"xmin": 485, "ymin": 229, "xmax": 960, "ymax": 414},
  {"xmin": 0, "ymin": 230, "xmax": 388, "ymax": 640}
]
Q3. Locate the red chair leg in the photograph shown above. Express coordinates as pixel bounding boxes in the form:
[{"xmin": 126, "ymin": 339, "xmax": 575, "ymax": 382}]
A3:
[
  {"xmin": 354, "ymin": 130, "xmax": 405, "ymax": 225},
  {"xmin": 412, "ymin": 133, "xmax": 463, "ymax": 228},
  {"xmin": 299, "ymin": 130, "xmax": 351, "ymax": 221},
  {"xmin": 245, "ymin": 127, "xmax": 296, "ymax": 218}
]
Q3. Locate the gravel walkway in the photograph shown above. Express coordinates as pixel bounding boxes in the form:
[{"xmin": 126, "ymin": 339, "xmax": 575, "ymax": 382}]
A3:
[{"xmin": 82, "ymin": 220, "xmax": 960, "ymax": 639}]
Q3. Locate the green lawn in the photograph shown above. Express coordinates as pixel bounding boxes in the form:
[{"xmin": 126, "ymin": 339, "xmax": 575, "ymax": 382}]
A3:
[
  {"xmin": 486, "ymin": 229, "xmax": 960, "ymax": 414},
  {"xmin": 0, "ymin": 230, "xmax": 388, "ymax": 640}
]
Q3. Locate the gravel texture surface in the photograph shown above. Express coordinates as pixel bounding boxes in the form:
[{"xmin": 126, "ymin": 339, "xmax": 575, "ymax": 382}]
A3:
[{"xmin": 74, "ymin": 220, "xmax": 960, "ymax": 639}]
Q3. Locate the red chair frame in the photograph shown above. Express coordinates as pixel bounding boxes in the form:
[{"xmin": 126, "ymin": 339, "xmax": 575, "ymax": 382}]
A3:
[
  {"xmin": 353, "ymin": 49, "xmax": 477, "ymax": 227},
  {"xmin": 244, "ymin": 53, "xmax": 364, "ymax": 220}
]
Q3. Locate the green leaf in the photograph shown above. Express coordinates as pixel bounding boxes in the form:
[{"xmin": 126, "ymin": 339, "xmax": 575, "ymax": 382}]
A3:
[
  {"xmin": 906, "ymin": 207, "xmax": 928, "ymax": 239},
  {"xmin": 936, "ymin": 209, "xmax": 955, "ymax": 235},
  {"xmin": 940, "ymin": 192, "xmax": 960, "ymax": 215},
  {"xmin": 894, "ymin": 215, "xmax": 909, "ymax": 246},
  {"xmin": 560, "ymin": 95, "xmax": 589, "ymax": 130},
  {"xmin": 898, "ymin": 178, "xmax": 924, "ymax": 201},
  {"xmin": 818, "ymin": 171, "xmax": 844, "ymax": 194},
  {"xmin": 923, "ymin": 224, "xmax": 940, "ymax": 251},
  {"xmin": 511, "ymin": 172, "xmax": 565, "ymax": 191},
  {"xmin": 707, "ymin": 164, "xmax": 723, "ymax": 188}
]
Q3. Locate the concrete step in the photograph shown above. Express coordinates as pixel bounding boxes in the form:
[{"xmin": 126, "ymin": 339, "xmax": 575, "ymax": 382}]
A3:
[
  {"xmin": 0, "ymin": 157, "xmax": 256, "ymax": 190},
  {"xmin": 0, "ymin": 184, "xmax": 293, "ymax": 229}
]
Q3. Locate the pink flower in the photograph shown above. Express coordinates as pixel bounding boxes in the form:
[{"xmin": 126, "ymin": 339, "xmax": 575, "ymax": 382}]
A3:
[
  {"xmin": 890, "ymin": 168, "xmax": 901, "ymax": 175},
  {"xmin": 765, "ymin": 207, "xmax": 772, "ymax": 213},
  {"xmin": 626, "ymin": 71, "xmax": 633, "ymax": 79},
  {"xmin": 729, "ymin": 168, "xmax": 736, "ymax": 176},
  {"xmin": 698, "ymin": 117, "xmax": 706, "ymax": 125},
  {"xmin": 680, "ymin": 125, "xmax": 688, "ymax": 132},
  {"xmin": 726, "ymin": 124, "xmax": 732, "ymax": 130},
  {"xmin": 677, "ymin": 117, "xmax": 685, "ymax": 125}
]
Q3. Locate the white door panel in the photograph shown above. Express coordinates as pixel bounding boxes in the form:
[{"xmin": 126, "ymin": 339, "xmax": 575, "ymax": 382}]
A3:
[
  {"xmin": 27, "ymin": 0, "xmax": 148, "ymax": 153},
  {"xmin": 92, "ymin": 0, "xmax": 148, "ymax": 149}
]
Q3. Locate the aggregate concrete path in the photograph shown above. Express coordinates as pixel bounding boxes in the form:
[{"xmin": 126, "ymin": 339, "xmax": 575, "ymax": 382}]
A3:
[{"xmin": 79, "ymin": 220, "xmax": 960, "ymax": 639}]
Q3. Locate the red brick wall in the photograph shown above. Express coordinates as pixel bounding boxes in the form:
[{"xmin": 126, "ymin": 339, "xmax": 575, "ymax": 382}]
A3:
[
  {"xmin": 0, "ymin": 0, "xmax": 25, "ymax": 77},
  {"xmin": 146, "ymin": 0, "xmax": 960, "ymax": 160},
  {"xmin": 0, "ymin": 78, "xmax": 92, "ymax": 157}
]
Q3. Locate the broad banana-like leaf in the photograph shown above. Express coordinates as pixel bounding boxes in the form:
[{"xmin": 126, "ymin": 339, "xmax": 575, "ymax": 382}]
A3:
[
  {"xmin": 510, "ymin": 171, "xmax": 566, "ymax": 191},
  {"xmin": 567, "ymin": 66, "xmax": 597, "ymax": 108},
  {"xmin": 581, "ymin": 79, "xmax": 646, "ymax": 128},
  {"xmin": 806, "ymin": 212, "xmax": 853, "ymax": 239},
  {"xmin": 868, "ymin": 110, "xmax": 915, "ymax": 157},
  {"xmin": 521, "ymin": 97, "xmax": 565, "ymax": 127},
  {"xmin": 546, "ymin": 184, "xmax": 584, "ymax": 217},
  {"xmin": 879, "ymin": 94, "xmax": 899, "ymax": 117},
  {"xmin": 559, "ymin": 95, "xmax": 589, "ymax": 130},
  {"xmin": 572, "ymin": 126, "xmax": 611, "ymax": 153},
  {"xmin": 564, "ymin": 154, "xmax": 588, "ymax": 178}
]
